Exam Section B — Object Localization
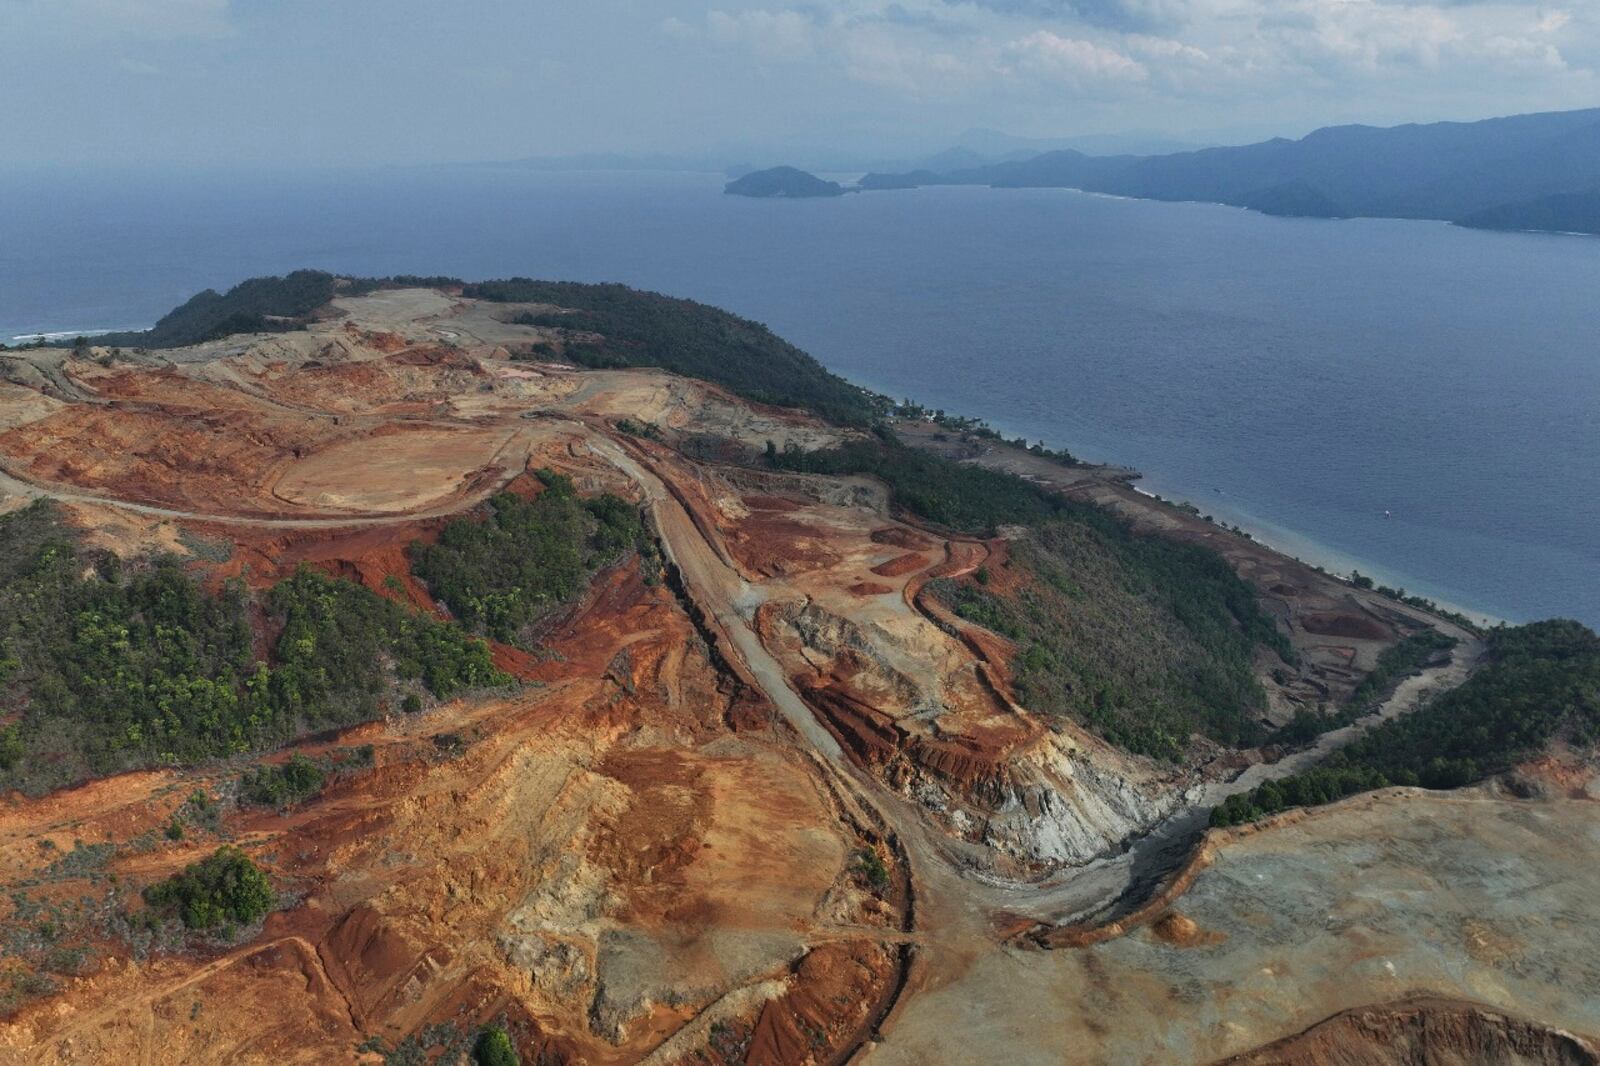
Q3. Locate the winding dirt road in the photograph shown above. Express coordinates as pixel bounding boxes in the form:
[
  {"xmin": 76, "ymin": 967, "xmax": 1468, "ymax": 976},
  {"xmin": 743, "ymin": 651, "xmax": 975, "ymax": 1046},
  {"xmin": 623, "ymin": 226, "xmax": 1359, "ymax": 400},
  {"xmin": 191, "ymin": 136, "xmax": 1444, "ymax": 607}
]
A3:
[
  {"xmin": 0, "ymin": 396, "xmax": 1491, "ymax": 1063},
  {"xmin": 580, "ymin": 432, "xmax": 847, "ymax": 762}
]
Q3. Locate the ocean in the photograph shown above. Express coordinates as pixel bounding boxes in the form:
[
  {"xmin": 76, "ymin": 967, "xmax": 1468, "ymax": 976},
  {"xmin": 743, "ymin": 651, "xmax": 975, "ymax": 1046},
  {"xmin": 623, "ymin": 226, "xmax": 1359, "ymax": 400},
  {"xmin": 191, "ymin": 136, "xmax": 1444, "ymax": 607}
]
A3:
[{"xmin": 2, "ymin": 166, "xmax": 1596, "ymax": 625}]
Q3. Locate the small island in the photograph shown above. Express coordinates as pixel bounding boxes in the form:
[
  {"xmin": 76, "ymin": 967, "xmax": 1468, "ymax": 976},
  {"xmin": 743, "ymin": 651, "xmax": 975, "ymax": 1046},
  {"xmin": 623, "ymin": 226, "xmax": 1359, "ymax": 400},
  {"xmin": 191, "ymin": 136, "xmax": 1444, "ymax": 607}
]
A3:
[{"xmin": 724, "ymin": 165, "xmax": 845, "ymax": 198}]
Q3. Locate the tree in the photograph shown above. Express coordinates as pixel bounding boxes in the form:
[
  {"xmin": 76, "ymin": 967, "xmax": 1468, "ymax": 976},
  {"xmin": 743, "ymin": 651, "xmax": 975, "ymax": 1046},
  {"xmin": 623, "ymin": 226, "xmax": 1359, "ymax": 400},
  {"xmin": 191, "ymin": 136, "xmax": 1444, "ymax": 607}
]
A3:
[
  {"xmin": 142, "ymin": 845, "xmax": 275, "ymax": 932},
  {"xmin": 240, "ymin": 753, "xmax": 325, "ymax": 806},
  {"xmin": 473, "ymin": 1026, "xmax": 520, "ymax": 1066}
]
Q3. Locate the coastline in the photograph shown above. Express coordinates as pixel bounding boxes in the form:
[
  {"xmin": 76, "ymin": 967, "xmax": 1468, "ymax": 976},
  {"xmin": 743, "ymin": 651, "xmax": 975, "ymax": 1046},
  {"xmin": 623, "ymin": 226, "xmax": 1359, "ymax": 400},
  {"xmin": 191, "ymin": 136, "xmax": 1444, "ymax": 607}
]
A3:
[
  {"xmin": 891, "ymin": 417, "xmax": 1505, "ymax": 633},
  {"xmin": 4, "ymin": 317, "xmax": 1509, "ymax": 631},
  {"xmin": 6, "ymin": 170, "xmax": 1596, "ymax": 630},
  {"xmin": 5, "ymin": 326, "xmax": 145, "ymax": 345},
  {"xmin": 846, "ymin": 334, "xmax": 1528, "ymax": 630},
  {"xmin": 1124, "ymin": 482, "xmax": 1505, "ymax": 629}
]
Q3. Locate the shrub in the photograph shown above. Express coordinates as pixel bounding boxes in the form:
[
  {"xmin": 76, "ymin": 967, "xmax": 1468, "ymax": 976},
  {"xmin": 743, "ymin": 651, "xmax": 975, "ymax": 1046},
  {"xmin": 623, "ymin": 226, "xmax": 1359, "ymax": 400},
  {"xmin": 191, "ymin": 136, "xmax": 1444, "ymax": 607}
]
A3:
[
  {"xmin": 239, "ymin": 754, "xmax": 325, "ymax": 807},
  {"xmin": 141, "ymin": 846, "xmax": 274, "ymax": 932},
  {"xmin": 473, "ymin": 1026, "xmax": 520, "ymax": 1066},
  {"xmin": 1346, "ymin": 629, "xmax": 1458, "ymax": 713},
  {"xmin": 855, "ymin": 849, "xmax": 890, "ymax": 892}
]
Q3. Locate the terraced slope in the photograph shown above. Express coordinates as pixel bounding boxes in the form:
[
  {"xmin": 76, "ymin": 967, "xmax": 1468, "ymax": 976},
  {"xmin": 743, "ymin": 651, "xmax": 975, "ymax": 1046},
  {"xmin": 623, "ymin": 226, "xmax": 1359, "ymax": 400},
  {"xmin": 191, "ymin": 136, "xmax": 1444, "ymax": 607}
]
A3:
[{"xmin": 0, "ymin": 282, "xmax": 1588, "ymax": 1066}]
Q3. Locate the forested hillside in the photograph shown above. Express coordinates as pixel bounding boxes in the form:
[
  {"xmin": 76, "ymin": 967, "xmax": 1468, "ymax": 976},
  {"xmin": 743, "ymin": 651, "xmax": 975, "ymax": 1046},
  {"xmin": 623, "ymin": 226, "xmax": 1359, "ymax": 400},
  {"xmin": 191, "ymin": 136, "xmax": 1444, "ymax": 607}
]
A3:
[
  {"xmin": 0, "ymin": 502, "xmax": 509, "ymax": 793},
  {"xmin": 86, "ymin": 271, "xmax": 889, "ymax": 428},
  {"xmin": 91, "ymin": 271, "xmax": 344, "ymax": 348},
  {"xmin": 86, "ymin": 271, "xmax": 461, "ymax": 349},
  {"xmin": 1212, "ymin": 619, "xmax": 1600, "ymax": 825},
  {"xmin": 412, "ymin": 471, "xmax": 645, "ymax": 644},
  {"xmin": 465, "ymin": 278, "xmax": 885, "ymax": 424},
  {"xmin": 769, "ymin": 434, "xmax": 1294, "ymax": 758},
  {"xmin": 1458, "ymin": 188, "xmax": 1600, "ymax": 236}
]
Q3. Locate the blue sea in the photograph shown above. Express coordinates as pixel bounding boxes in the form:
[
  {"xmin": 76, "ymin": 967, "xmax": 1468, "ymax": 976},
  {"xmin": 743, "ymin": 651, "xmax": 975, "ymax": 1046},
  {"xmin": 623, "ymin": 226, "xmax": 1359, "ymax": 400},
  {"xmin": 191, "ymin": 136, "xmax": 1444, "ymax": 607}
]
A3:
[{"xmin": 2, "ymin": 166, "xmax": 1597, "ymax": 625}]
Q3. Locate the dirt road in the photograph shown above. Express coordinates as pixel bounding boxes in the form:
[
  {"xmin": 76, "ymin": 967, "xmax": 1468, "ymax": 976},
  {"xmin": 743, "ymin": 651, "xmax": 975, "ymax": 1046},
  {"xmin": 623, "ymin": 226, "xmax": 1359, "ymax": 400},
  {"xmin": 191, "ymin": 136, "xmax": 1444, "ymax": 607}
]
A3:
[
  {"xmin": 0, "ymin": 365, "xmax": 1497, "ymax": 1065},
  {"xmin": 580, "ymin": 432, "xmax": 846, "ymax": 761}
]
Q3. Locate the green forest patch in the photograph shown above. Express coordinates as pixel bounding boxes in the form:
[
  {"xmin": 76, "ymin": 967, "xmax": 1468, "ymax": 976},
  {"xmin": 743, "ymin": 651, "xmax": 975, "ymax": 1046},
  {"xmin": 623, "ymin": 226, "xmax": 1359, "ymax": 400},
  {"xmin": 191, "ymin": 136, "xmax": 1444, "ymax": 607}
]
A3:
[
  {"xmin": 0, "ymin": 502, "xmax": 508, "ymax": 794},
  {"xmin": 1212, "ymin": 619, "xmax": 1600, "ymax": 825},
  {"xmin": 410, "ymin": 471, "xmax": 645, "ymax": 645}
]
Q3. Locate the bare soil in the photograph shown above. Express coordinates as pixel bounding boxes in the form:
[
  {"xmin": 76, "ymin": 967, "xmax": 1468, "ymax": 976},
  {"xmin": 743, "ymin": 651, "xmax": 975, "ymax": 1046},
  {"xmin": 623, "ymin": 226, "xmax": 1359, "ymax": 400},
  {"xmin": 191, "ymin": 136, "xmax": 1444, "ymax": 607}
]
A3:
[{"xmin": 0, "ymin": 289, "xmax": 1580, "ymax": 1066}]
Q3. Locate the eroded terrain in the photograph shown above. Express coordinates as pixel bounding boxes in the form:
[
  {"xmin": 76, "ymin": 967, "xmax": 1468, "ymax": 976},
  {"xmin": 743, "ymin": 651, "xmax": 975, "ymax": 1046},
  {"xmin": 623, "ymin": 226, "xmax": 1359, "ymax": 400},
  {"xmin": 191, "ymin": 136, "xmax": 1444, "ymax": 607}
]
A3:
[{"xmin": 0, "ymin": 287, "xmax": 1592, "ymax": 1065}]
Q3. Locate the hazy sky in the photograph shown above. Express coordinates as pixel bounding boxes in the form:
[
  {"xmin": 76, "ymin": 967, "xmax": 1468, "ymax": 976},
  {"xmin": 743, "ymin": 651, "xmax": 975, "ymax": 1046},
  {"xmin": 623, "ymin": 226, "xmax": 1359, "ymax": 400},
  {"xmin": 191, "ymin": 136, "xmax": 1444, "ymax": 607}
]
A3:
[{"xmin": 2, "ymin": 0, "xmax": 1596, "ymax": 165}]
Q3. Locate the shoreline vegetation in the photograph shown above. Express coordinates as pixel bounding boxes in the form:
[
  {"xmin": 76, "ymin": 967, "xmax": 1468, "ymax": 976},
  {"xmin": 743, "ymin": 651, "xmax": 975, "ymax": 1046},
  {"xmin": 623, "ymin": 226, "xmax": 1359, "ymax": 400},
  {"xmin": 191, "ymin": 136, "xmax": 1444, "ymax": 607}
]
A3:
[
  {"xmin": 883, "ymin": 404, "xmax": 1490, "ymax": 634},
  {"xmin": 1125, "ymin": 481, "xmax": 1494, "ymax": 633}
]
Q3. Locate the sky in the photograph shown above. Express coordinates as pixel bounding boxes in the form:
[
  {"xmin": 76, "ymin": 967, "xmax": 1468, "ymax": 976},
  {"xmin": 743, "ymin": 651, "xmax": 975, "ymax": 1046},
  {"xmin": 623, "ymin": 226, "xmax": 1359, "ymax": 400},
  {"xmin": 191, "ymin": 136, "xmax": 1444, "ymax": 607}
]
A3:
[{"xmin": 1, "ymin": 0, "xmax": 1596, "ymax": 166}]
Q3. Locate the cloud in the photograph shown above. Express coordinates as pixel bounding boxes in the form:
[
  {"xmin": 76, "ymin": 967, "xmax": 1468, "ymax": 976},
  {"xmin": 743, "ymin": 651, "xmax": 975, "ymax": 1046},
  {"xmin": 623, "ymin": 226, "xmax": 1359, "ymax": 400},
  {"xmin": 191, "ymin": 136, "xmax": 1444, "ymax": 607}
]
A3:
[
  {"xmin": 1005, "ymin": 29, "xmax": 1148, "ymax": 83},
  {"xmin": 689, "ymin": 6, "xmax": 982, "ymax": 93},
  {"xmin": 841, "ymin": 29, "xmax": 983, "ymax": 91},
  {"xmin": 669, "ymin": 0, "xmax": 1595, "ymax": 108},
  {"xmin": 706, "ymin": 8, "xmax": 826, "ymax": 59},
  {"xmin": 1372, "ymin": 0, "xmax": 1559, "ymax": 6},
  {"xmin": 660, "ymin": 15, "xmax": 696, "ymax": 39},
  {"xmin": 874, "ymin": 2, "xmax": 982, "ymax": 35},
  {"xmin": 1534, "ymin": 10, "xmax": 1572, "ymax": 34},
  {"xmin": 1250, "ymin": 0, "xmax": 1578, "ymax": 81}
]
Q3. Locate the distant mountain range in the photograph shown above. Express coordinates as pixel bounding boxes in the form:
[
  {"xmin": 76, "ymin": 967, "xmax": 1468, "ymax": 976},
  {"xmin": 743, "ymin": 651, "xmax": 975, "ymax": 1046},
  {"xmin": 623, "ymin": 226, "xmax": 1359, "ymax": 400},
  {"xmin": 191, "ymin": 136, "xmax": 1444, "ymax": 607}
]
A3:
[
  {"xmin": 477, "ymin": 130, "xmax": 1208, "ymax": 178},
  {"xmin": 857, "ymin": 107, "xmax": 1600, "ymax": 235}
]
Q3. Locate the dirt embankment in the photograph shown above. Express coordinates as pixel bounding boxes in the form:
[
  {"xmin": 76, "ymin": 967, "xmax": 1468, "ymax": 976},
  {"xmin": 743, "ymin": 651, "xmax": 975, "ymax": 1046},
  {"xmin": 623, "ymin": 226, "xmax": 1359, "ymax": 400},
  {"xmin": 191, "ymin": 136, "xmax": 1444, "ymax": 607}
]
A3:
[{"xmin": 1217, "ymin": 997, "xmax": 1600, "ymax": 1066}]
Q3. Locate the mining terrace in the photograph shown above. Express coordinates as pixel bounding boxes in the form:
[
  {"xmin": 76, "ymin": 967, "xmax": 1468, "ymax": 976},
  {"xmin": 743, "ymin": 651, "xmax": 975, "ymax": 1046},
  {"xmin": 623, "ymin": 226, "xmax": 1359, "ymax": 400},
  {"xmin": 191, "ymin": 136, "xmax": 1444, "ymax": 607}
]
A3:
[{"xmin": 0, "ymin": 287, "xmax": 1594, "ymax": 1065}]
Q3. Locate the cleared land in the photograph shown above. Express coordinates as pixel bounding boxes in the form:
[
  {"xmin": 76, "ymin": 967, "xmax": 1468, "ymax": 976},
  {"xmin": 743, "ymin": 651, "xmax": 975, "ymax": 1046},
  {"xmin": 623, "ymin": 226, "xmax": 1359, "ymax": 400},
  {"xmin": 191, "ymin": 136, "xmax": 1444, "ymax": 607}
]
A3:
[{"xmin": 0, "ymin": 287, "xmax": 1588, "ymax": 1065}]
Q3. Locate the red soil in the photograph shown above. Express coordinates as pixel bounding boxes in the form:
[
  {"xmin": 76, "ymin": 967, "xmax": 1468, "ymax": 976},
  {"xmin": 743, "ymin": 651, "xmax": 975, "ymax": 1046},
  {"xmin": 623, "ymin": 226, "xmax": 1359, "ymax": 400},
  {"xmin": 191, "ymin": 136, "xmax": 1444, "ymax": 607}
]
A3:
[
  {"xmin": 745, "ymin": 941, "xmax": 900, "ymax": 1066},
  {"xmin": 869, "ymin": 553, "xmax": 925, "ymax": 578}
]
